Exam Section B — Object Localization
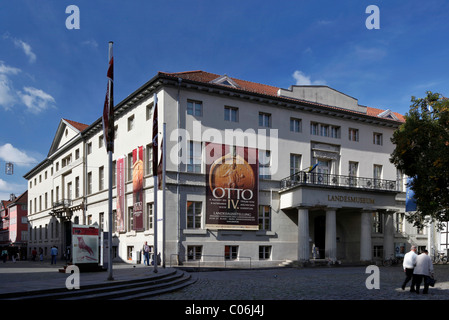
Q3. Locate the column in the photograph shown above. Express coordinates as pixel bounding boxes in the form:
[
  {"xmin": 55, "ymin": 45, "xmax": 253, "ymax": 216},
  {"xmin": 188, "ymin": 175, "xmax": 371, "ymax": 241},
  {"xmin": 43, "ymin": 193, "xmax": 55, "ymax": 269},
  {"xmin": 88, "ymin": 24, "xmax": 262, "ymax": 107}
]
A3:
[
  {"xmin": 383, "ymin": 210, "xmax": 395, "ymax": 259},
  {"xmin": 360, "ymin": 210, "xmax": 372, "ymax": 261},
  {"xmin": 297, "ymin": 207, "xmax": 310, "ymax": 262},
  {"xmin": 325, "ymin": 208, "xmax": 337, "ymax": 261}
]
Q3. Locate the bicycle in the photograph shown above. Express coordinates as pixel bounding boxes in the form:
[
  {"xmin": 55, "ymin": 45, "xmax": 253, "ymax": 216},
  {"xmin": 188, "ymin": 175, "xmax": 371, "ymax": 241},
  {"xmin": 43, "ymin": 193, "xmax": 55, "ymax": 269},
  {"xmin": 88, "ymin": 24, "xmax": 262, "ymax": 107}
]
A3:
[
  {"xmin": 382, "ymin": 255, "xmax": 402, "ymax": 267},
  {"xmin": 433, "ymin": 252, "xmax": 448, "ymax": 264}
]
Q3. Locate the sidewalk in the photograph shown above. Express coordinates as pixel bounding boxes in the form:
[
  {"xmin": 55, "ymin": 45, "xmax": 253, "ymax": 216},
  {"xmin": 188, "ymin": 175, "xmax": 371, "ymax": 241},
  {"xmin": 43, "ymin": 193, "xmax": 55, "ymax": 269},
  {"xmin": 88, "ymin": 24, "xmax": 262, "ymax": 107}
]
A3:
[{"xmin": 0, "ymin": 260, "xmax": 169, "ymax": 295}]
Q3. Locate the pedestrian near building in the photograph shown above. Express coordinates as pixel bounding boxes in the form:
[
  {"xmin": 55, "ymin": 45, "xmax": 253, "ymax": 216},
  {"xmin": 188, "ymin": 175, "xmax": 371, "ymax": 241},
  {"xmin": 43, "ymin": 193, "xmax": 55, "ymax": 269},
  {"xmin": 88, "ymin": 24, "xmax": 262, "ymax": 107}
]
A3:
[
  {"xmin": 413, "ymin": 249, "xmax": 434, "ymax": 294},
  {"xmin": 402, "ymin": 245, "xmax": 417, "ymax": 291},
  {"xmin": 143, "ymin": 242, "xmax": 150, "ymax": 266},
  {"xmin": 1, "ymin": 249, "xmax": 7, "ymax": 263},
  {"xmin": 50, "ymin": 246, "xmax": 58, "ymax": 264}
]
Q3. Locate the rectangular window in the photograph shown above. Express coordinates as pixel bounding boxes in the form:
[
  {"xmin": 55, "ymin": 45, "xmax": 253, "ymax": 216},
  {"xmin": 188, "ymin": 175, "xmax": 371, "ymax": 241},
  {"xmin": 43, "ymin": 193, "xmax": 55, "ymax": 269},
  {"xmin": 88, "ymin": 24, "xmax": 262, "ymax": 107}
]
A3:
[
  {"xmin": 67, "ymin": 182, "xmax": 72, "ymax": 200},
  {"xmin": 259, "ymin": 112, "xmax": 271, "ymax": 127},
  {"xmin": 349, "ymin": 162, "xmax": 358, "ymax": 177},
  {"xmin": 146, "ymin": 102, "xmax": 154, "ymax": 121},
  {"xmin": 187, "ymin": 201, "xmax": 202, "ymax": 229},
  {"xmin": 187, "ymin": 246, "xmax": 203, "ymax": 261},
  {"xmin": 127, "ymin": 115, "xmax": 135, "ymax": 131},
  {"xmin": 259, "ymin": 246, "xmax": 272, "ymax": 260},
  {"xmin": 373, "ymin": 212, "xmax": 383, "ymax": 234},
  {"xmin": 128, "ymin": 206, "xmax": 133, "ymax": 231},
  {"xmin": 373, "ymin": 133, "xmax": 383, "ymax": 145},
  {"xmin": 258, "ymin": 205, "xmax": 271, "ymax": 231},
  {"xmin": 99, "ymin": 135, "xmax": 103, "ymax": 149},
  {"xmin": 187, "ymin": 141, "xmax": 202, "ymax": 173},
  {"xmin": 99, "ymin": 166, "xmax": 104, "ymax": 190},
  {"xmin": 225, "ymin": 245, "xmax": 238, "ymax": 260},
  {"xmin": 259, "ymin": 150, "xmax": 271, "ymax": 179},
  {"xmin": 349, "ymin": 128, "xmax": 359, "ymax": 142},
  {"xmin": 290, "ymin": 118, "xmax": 302, "ymax": 133},
  {"xmin": 395, "ymin": 212, "xmax": 404, "ymax": 233},
  {"xmin": 310, "ymin": 122, "xmax": 340, "ymax": 139},
  {"xmin": 330, "ymin": 126, "xmax": 340, "ymax": 139},
  {"xmin": 224, "ymin": 106, "xmax": 238, "ymax": 122},
  {"xmin": 75, "ymin": 177, "xmax": 80, "ymax": 198},
  {"xmin": 87, "ymin": 142, "xmax": 92, "ymax": 155},
  {"xmin": 373, "ymin": 245, "xmax": 383, "ymax": 258},
  {"xmin": 348, "ymin": 162, "xmax": 358, "ymax": 186},
  {"xmin": 146, "ymin": 144, "xmax": 153, "ymax": 175},
  {"xmin": 146, "ymin": 202, "xmax": 153, "ymax": 230},
  {"xmin": 61, "ymin": 154, "xmax": 72, "ymax": 168},
  {"xmin": 87, "ymin": 172, "xmax": 92, "ymax": 195},
  {"xmin": 290, "ymin": 154, "xmax": 301, "ymax": 176},
  {"xmin": 187, "ymin": 100, "xmax": 202, "ymax": 116},
  {"xmin": 373, "ymin": 165, "xmax": 382, "ymax": 184}
]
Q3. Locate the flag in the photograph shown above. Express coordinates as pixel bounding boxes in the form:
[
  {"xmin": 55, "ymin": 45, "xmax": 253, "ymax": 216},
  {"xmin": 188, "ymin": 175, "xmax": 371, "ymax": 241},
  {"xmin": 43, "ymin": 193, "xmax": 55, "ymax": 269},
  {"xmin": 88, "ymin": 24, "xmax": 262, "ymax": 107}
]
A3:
[
  {"xmin": 152, "ymin": 94, "xmax": 158, "ymax": 177},
  {"xmin": 157, "ymin": 138, "xmax": 163, "ymax": 190},
  {"xmin": 102, "ymin": 42, "xmax": 114, "ymax": 153},
  {"xmin": 307, "ymin": 163, "xmax": 318, "ymax": 172},
  {"xmin": 405, "ymin": 177, "xmax": 417, "ymax": 212}
]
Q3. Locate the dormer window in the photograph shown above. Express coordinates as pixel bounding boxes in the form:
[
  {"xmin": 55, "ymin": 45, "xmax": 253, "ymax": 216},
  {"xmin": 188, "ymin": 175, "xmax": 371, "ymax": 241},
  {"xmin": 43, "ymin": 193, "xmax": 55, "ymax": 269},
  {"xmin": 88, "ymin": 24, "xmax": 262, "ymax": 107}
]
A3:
[
  {"xmin": 377, "ymin": 109, "xmax": 399, "ymax": 121},
  {"xmin": 210, "ymin": 75, "xmax": 240, "ymax": 88}
]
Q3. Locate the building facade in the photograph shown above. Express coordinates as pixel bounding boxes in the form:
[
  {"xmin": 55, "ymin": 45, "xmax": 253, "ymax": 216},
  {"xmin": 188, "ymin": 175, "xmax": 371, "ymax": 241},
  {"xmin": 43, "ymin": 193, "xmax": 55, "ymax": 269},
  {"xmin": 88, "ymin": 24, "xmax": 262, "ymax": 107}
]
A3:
[
  {"xmin": 0, "ymin": 192, "xmax": 28, "ymax": 260},
  {"xmin": 24, "ymin": 70, "xmax": 433, "ymax": 266}
]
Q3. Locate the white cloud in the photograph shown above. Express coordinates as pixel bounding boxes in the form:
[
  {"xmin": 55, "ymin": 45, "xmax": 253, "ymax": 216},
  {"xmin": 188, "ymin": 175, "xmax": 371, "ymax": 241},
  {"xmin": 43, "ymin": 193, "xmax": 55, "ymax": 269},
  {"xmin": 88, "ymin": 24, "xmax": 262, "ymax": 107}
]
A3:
[
  {"xmin": 81, "ymin": 39, "xmax": 99, "ymax": 49},
  {"xmin": 18, "ymin": 87, "xmax": 56, "ymax": 114},
  {"xmin": 0, "ymin": 61, "xmax": 21, "ymax": 75},
  {"xmin": 3, "ymin": 33, "xmax": 37, "ymax": 64},
  {"xmin": 0, "ymin": 178, "xmax": 27, "ymax": 200},
  {"xmin": 293, "ymin": 70, "xmax": 326, "ymax": 86},
  {"xmin": 0, "ymin": 143, "xmax": 37, "ymax": 167},
  {"xmin": 0, "ymin": 74, "xmax": 17, "ymax": 109},
  {"xmin": 13, "ymin": 38, "xmax": 37, "ymax": 63}
]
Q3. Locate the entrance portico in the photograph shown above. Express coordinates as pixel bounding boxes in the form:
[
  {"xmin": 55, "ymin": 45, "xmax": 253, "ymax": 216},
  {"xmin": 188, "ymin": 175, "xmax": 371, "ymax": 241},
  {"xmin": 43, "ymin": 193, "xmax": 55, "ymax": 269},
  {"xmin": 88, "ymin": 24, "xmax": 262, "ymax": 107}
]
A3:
[{"xmin": 280, "ymin": 172, "xmax": 401, "ymax": 263}]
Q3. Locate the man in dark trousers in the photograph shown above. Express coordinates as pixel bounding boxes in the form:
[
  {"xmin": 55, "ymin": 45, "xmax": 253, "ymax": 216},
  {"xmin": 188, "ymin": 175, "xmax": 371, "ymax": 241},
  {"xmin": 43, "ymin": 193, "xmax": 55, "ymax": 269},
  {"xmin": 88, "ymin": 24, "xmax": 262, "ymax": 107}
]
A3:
[{"xmin": 402, "ymin": 245, "xmax": 417, "ymax": 291}]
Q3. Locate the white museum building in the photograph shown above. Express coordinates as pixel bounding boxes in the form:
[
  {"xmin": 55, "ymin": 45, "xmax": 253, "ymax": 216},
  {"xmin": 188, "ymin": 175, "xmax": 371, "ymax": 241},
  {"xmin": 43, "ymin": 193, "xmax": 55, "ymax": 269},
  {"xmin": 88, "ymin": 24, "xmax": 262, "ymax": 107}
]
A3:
[{"xmin": 24, "ymin": 70, "xmax": 438, "ymax": 267}]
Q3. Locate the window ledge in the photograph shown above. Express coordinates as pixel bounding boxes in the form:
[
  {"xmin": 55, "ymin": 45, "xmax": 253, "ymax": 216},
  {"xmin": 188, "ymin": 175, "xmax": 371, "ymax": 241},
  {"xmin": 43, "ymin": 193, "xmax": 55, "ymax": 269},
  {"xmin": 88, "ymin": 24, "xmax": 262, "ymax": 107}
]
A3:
[{"xmin": 183, "ymin": 229, "xmax": 208, "ymax": 235}]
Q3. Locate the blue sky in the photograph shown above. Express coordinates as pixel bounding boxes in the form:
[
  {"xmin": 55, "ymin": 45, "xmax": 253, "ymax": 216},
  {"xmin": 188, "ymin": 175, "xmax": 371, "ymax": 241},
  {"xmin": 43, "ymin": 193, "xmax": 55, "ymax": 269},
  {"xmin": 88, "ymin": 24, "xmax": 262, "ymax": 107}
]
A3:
[{"xmin": 1, "ymin": 0, "xmax": 449, "ymax": 199}]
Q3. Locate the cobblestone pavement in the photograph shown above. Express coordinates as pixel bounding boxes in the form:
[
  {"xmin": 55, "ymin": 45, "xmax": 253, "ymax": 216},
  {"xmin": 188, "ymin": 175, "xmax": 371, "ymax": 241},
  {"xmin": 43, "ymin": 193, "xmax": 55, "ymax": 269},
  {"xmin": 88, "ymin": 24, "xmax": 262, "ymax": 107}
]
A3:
[{"xmin": 147, "ymin": 264, "xmax": 449, "ymax": 300}]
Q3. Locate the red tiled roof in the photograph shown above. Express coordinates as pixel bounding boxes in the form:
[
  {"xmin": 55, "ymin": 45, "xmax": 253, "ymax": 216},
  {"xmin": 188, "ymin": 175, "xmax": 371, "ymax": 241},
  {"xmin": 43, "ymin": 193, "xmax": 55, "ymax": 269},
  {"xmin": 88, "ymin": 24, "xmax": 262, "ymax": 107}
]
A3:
[
  {"xmin": 63, "ymin": 118, "xmax": 89, "ymax": 132},
  {"xmin": 160, "ymin": 70, "xmax": 279, "ymax": 96},
  {"xmin": 161, "ymin": 70, "xmax": 405, "ymax": 123}
]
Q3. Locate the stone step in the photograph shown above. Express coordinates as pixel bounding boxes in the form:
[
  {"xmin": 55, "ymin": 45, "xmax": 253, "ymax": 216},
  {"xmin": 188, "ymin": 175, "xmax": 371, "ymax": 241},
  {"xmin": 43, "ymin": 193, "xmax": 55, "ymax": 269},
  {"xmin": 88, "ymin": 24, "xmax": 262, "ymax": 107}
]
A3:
[{"xmin": 2, "ymin": 269, "xmax": 195, "ymax": 300}]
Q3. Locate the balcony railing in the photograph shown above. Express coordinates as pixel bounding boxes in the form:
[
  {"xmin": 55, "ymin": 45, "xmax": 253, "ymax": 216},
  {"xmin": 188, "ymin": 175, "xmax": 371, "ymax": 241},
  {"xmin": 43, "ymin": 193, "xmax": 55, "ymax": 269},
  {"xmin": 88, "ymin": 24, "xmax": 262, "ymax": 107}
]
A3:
[
  {"xmin": 52, "ymin": 199, "xmax": 72, "ymax": 210},
  {"xmin": 280, "ymin": 171, "xmax": 398, "ymax": 192}
]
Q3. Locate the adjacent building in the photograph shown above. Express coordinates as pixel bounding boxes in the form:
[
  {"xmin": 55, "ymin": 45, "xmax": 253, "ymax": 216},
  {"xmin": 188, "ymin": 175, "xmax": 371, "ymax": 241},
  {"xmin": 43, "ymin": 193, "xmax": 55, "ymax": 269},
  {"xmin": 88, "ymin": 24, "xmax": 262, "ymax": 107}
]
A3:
[
  {"xmin": 0, "ymin": 192, "xmax": 28, "ymax": 259},
  {"xmin": 24, "ymin": 70, "xmax": 433, "ymax": 266}
]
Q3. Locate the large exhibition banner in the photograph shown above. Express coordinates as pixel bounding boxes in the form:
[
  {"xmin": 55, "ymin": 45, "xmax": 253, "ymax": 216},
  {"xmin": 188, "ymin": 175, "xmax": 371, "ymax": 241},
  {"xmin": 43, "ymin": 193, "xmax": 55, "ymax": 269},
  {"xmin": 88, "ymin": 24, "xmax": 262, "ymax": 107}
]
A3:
[
  {"xmin": 205, "ymin": 143, "xmax": 259, "ymax": 230},
  {"xmin": 72, "ymin": 224, "xmax": 99, "ymax": 264},
  {"xmin": 116, "ymin": 156, "xmax": 125, "ymax": 232},
  {"xmin": 132, "ymin": 146, "xmax": 144, "ymax": 231}
]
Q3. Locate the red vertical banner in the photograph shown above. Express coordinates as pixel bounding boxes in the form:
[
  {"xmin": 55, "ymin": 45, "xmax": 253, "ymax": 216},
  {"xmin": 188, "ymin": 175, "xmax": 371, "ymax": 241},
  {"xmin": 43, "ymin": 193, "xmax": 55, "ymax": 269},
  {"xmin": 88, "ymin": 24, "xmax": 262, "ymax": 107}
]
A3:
[
  {"xmin": 133, "ymin": 146, "xmax": 144, "ymax": 230},
  {"xmin": 116, "ymin": 157, "xmax": 125, "ymax": 232}
]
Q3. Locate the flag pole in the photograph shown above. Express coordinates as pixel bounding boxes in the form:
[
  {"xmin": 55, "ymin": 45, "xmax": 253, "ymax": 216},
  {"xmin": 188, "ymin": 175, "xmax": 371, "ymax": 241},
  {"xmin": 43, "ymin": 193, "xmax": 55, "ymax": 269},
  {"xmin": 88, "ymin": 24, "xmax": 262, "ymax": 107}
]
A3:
[
  {"xmin": 162, "ymin": 122, "xmax": 166, "ymax": 268},
  {"xmin": 152, "ymin": 93, "xmax": 158, "ymax": 273},
  {"xmin": 107, "ymin": 41, "xmax": 114, "ymax": 281}
]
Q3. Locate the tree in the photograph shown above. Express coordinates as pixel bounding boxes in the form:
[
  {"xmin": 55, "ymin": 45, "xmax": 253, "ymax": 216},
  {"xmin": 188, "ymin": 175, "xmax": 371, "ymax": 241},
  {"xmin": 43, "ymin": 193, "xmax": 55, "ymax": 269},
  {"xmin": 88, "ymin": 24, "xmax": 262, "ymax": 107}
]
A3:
[{"xmin": 390, "ymin": 91, "xmax": 449, "ymax": 229}]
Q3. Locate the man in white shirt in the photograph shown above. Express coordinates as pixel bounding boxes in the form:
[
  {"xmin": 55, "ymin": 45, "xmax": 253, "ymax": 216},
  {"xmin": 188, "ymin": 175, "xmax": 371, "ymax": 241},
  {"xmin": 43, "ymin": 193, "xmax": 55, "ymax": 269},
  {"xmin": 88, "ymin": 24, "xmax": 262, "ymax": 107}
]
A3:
[
  {"xmin": 402, "ymin": 245, "xmax": 417, "ymax": 291},
  {"xmin": 413, "ymin": 249, "xmax": 434, "ymax": 294}
]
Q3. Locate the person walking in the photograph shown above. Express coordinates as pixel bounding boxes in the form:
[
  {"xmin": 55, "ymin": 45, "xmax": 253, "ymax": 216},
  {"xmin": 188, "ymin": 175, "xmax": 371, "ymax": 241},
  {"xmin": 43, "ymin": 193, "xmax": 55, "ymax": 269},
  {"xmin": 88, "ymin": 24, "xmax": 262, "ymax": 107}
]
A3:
[
  {"xmin": 142, "ymin": 241, "xmax": 150, "ymax": 266},
  {"xmin": 413, "ymin": 249, "xmax": 434, "ymax": 294},
  {"xmin": 31, "ymin": 248, "xmax": 37, "ymax": 261},
  {"xmin": 50, "ymin": 246, "xmax": 58, "ymax": 265},
  {"xmin": 402, "ymin": 245, "xmax": 417, "ymax": 291}
]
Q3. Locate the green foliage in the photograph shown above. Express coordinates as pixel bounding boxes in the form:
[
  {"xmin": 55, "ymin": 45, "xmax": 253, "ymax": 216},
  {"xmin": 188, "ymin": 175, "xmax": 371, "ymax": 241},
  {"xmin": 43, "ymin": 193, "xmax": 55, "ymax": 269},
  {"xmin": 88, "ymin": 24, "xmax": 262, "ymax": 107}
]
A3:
[{"xmin": 390, "ymin": 91, "xmax": 449, "ymax": 228}]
